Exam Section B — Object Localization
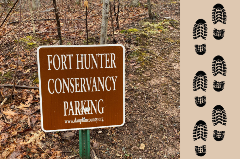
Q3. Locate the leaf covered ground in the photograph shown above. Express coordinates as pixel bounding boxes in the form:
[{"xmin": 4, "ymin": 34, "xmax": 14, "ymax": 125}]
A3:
[{"xmin": 0, "ymin": 0, "xmax": 180, "ymax": 158}]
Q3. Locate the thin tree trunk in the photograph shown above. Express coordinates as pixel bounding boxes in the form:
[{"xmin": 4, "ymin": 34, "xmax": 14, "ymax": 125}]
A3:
[
  {"xmin": 100, "ymin": 0, "xmax": 109, "ymax": 44},
  {"xmin": 109, "ymin": 1, "xmax": 115, "ymax": 43},
  {"xmin": 37, "ymin": 0, "xmax": 40, "ymax": 18},
  {"xmin": 116, "ymin": 0, "xmax": 120, "ymax": 29},
  {"xmin": 32, "ymin": 0, "xmax": 36, "ymax": 10},
  {"xmin": 11, "ymin": 0, "xmax": 21, "ymax": 102},
  {"xmin": 53, "ymin": 0, "xmax": 62, "ymax": 45},
  {"xmin": 63, "ymin": 1, "xmax": 66, "ymax": 41},
  {"xmin": 28, "ymin": 0, "xmax": 35, "ymax": 35},
  {"xmin": 86, "ymin": 5, "xmax": 88, "ymax": 44},
  {"xmin": 147, "ymin": 0, "xmax": 152, "ymax": 19}
]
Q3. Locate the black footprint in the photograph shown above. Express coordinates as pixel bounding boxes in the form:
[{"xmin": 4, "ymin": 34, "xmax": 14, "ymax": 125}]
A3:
[
  {"xmin": 193, "ymin": 71, "xmax": 208, "ymax": 92},
  {"xmin": 212, "ymin": 3, "xmax": 227, "ymax": 24},
  {"xmin": 212, "ymin": 55, "xmax": 227, "ymax": 76},
  {"xmin": 213, "ymin": 130, "xmax": 225, "ymax": 141},
  {"xmin": 195, "ymin": 44, "xmax": 206, "ymax": 55},
  {"xmin": 193, "ymin": 120, "xmax": 208, "ymax": 141},
  {"xmin": 212, "ymin": 105, "xmax": 227, "ymax": 126},
  {"xmin": 195, "ymin": 145, "xmax": 206, "ymax": 157},
  {"xmin": 193, "ymin": 19, "xmax": 208, "ymax": 40},
  {"xmin": 213, "ymin": 80, "xmax": 225, "ymax": 92},
  {"xmin": 195, "ymin": 96, "xmax": 206, "ymax": 107},
  {"xmin": 213, "ymin": 28, "xmax": 225, "ymax": 40}
]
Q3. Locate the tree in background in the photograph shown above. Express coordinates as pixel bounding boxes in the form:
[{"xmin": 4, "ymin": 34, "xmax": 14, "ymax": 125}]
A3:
[
  {"xmin": 53, "ymin": 0, "xmax": 62, "ymax": 45},
  {"xmin": 147, "ymin": 0, "xmax": 153, "ymax": 19},
  {"xmin": 100, "ymin": 0, "xmax": 109, "ymax": 44}
]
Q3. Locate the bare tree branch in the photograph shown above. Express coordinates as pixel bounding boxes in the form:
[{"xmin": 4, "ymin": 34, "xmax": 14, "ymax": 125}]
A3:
[{"xmin": 0, "ymin": 0, "xmax": 19, "ymax": 28}]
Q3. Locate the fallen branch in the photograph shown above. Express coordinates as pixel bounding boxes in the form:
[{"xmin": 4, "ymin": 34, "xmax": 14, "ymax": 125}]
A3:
[
  {"xmin": 1, "ymin": 98, "xmax": 7, "ymax": 106},
  {"xmin": 0, "ymin": 84, "xmax": 39, "ymax": 89},
  {"xmin": 7, "ymin": 18, "xmax": 86, "ymax": 25}
]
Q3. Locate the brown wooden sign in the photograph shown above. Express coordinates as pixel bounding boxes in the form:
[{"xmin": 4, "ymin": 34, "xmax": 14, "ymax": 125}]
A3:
[{"xmin": 37, "ymin": 45, "xmax": 125, "ymax": 132}]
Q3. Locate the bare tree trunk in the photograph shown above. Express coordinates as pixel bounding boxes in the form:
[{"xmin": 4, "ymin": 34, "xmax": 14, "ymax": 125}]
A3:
[
  {"xmin": 85, "ymin": 4, "xmax": 88, "ymax": 44},
  {"xmin": 100, "ymin": 0, "xmax": 109, "ymax": 44},
  {"xmin": 63, "ymin": 1, "xmax": 66, "ymax": 41},
  {"xmin": 147, "ymin": 0, "xmax": 153, "ymax": 19},
  {"xmin": 11, "ymin": 0, "xmax": 21, "ymax": 102},
  {"xmin": 28, "ymin": 0, "xmax": 35, "ymax": 35},
  {"xmin": 53, "ymin": 0, "xmax": 62, "ymax": 45},
  {"xmin": 32, "ymin": 0, "xmax": 36, "ymax": 10},
  {"xmin": 109, "ymin": 1, "xmax": 115, "ymax": 43},
  {"xmin": 116, "ymin": 0, "xmax": 120, "ymax": 29}
]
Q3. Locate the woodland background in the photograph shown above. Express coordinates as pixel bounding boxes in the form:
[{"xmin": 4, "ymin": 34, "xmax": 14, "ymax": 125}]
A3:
[{"xmin": 0, "ymin": 0, "xmax": 180, "ymax": 158}]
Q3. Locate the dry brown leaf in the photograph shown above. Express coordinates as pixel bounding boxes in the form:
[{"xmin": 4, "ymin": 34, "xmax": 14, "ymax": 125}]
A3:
[
  {"xmin": 0, "ymin": 133, "xmax": 9, "ymax": 142},
  {"xmin": 30, "ymin": 116, "xmax": 38, "ymax": 126},
  {"xmin": 1, "ymin": 143, "xmax": 16, "ymax": 158},
  {"xmin": 131, "ymin": 146, "xmax": 138, "ymax": 150},
  {"xmin": 116, "ymin": 153, "xmax": 121, "ymax": 157},
  {"xmin": 21, "ymin": 131, "xmax": 45, "ymax": 145},
  {"xmin": 84, "ymin": 1, "xmax": 89, "ymax": 8},
  {"xmin": 41, "ymin": 153, "xmax": 48, "ymax": 158},
  {"xmin": 0, "ymin": 70, "xmax": 4, "ymax": 76},
  {"xmin": 0, "ymin": 120, "xmax": 5, "ymax": 132},
  {"xmin": 26, "ymin": 94, "xmax": 33, "ymax": 105},
  {"xmin": 93, "ymin": 141, "xmax": 99, "ymax": 148},
  {"xmin": 28, "ymin": 116, "xmax": 31, "ymax": 127},
  {"xmin": 17, "ymin": 103, "xmax": 30, "ymax": 110},
  {"xmin": 7, "ymin": 151, "xmax": 21, "ymax": 159},
  {"xmin": 52, "ymin": 151, "xmax": 62, "ymax": 157},
  {"xmin": 172, "ymin": 63, "xmax": 180, "ymax": 70},
  {"xmin": 139, "ymin": 143, "xmax": 145, "ymax": 150},
  {"xmin": 143, "ymin": 71, "xmax": 151, "ymax": 77},
  {"xmin": 24, "ymin": 68, "xmax": 31, "ymax": 73},
  {"xmin": 11, "ymin": 131, "xmax": 17, "ymax": 136},
  {"xmin": 31, "ymin": 149, "xmax": 38, "ymax": 153},
  {"xmin": 1, "ymin": 149, "xmax": 11, "ymax": 158},
  {"xmin": 3, "ymin": 110, "xmax": 18, "ymax": 116},
  {"xmin": 62, "ymin": 132, "xmax": 75, "ymax": 140}
]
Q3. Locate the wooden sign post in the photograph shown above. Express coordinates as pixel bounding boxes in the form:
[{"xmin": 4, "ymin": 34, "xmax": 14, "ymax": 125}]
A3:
[{"xmin": 37, "ymin": 45, "xmax": 125, "ymax": 158}]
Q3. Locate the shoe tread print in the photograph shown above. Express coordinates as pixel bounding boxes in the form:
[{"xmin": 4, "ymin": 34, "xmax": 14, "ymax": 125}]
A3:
[
  {"xmin": 195, "ymin": 145, "xmax": 206, "ymax": 156},
  {"xmin": 212, "ymin": 3, "xmax": 227, "ymax": 24},
  {"xmin": 213, "ymin": 130, "xmax": 225, "ymax": 141},
  {"xmin": 195, "ymin": 96, "xmax": 206, "ymax": 107},
  {"xmin": 193, "ymin": 71, "xmax": 208, "ymax": 92},
  {"xmin": 195, "ymin": 44, "xmax": 206, "ymax": 55},
  {"xmin": 193, "ymin": 19, "xmax": 207, "ymax": 40},
  {"xmin": 193, "ymin": 120, "xmax": 208, "ymax": 141},
  {"xmin": 212, "ymin": 105, "xmax": 227, "ymax": 126},
  {"xmin": 212, "ymin": 55, "xmax": 227, "ymax": 76},
  {"xmin": 213, "ymin": 80, "xmax": 225, "ymax": 92},
  {"xmin": 213, "ymin": 28, "xmax": 225, "ymax": 40}
]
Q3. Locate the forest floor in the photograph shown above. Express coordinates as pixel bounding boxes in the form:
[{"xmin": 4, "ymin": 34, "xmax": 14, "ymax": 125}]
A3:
[{"xmin": 0, "ymin": 0, "xmax": 180, "ymax": 158}]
